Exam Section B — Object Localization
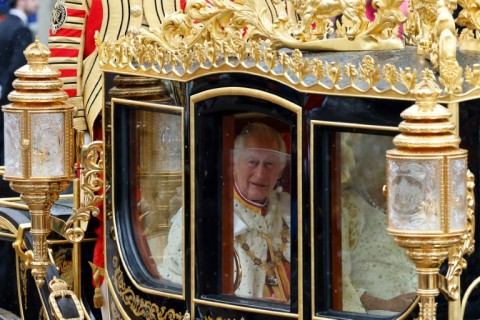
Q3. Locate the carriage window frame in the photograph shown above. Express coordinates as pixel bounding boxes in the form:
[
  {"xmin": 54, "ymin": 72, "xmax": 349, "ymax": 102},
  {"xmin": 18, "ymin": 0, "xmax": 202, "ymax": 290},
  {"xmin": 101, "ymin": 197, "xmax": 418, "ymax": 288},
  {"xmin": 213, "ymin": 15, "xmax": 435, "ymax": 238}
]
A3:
[
  {"xmin": 111, "ymin": 97, "xmax": 186, "ymax": 299},
  {"xmin": 190, "ymin": 88, "xmax": 303, "ymax": 318},
  {"xmin": 310, "ymin": 121, "xmax": 418, "ymax": 319}
]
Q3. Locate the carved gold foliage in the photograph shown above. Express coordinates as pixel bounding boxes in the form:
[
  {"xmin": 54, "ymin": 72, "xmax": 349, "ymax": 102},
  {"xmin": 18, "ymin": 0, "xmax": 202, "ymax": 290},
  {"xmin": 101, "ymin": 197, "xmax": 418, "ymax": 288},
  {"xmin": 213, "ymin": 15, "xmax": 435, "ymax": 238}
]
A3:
[
  {"xmin": 403, "ymin": 0, "xmax": 419, "ymax": 45},
  {"xmin": 326, "ymin": 62, "xmax": 343, "ymax": 86},
  {"xmin": 430, "ymin": 40, "xmax": 440, "ymax": 70},
  {"xmin": 459, "ymin": 28, "xmax": 480, "ymax": 42},
  {"xmin": 102, "ymin": 0, "xmax": 405, "ymax": 59},
  {"xmin": 289, "ymin": 49, "xmax": 309, "ymax": 81},
  {"xmin": 345, "ymin": 63, "xmax": 358, "ymax": 84},
  {"xmin": 400, "ymin": 67, "xmax": 418, "ymax": 91},
  {"xmin": 456, "ymin": 0, "xmax": 480, "ymax": 29},
  {"xmin": 465, "ymin": 64, "xmax": 480, "ymax": 86},
  {"xmin": 264, "ymin": 45, "xmax": 278, "ymax": 70},
  {"xmin": 176, "ymin": 43, "xmax": 194, "ymax": 72},
  {"xmin": 359, "ymin": 55, "xmax": 381, "ymax": 86},
  {"xmin": 439, "ymin": 59, "xmax": 464, "ymax": 94},
  {"xmin": 98, "ymin": 25, "xmax": 480, "ymax": 98},
  {"xmin": 382, "ymin": 63, "xmax": 399, "ymax": 86},
  {"xmin": 223, "ymin": 30, "xmax": 247, "ymax": 63},
  {"xmin": 335, "ymin": 17, "xmax": 349, "ymax": 38},
  {"xmin": 112, "ymin": 257, "xmax": 184, "ymax": 320},
  {"xmin": 363, "ymin": 0, "xmax": 407, "ymax": 37},
  {"xmin": 415, "ymin": 0, "xmax": 438, "ymax": 26},
  {"xmin": 63, "ymin": 141, "xmax": 104, "ymax": 243},
  {"xmin": 310, "ymin": 59, "xmax": 325, "ymax": 81}
]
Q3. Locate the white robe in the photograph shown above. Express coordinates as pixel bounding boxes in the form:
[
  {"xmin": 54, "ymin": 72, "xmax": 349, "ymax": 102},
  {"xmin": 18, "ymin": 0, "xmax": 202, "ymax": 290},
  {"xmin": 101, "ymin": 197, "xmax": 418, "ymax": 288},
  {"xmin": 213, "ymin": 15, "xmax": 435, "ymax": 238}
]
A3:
[
  {"xmin": 159, "ymin": 188, "xmax": 291, "ymax": 301},
  {"xmin": 233, "ymin": 188, "xmax": 291, "ymax": 300}
]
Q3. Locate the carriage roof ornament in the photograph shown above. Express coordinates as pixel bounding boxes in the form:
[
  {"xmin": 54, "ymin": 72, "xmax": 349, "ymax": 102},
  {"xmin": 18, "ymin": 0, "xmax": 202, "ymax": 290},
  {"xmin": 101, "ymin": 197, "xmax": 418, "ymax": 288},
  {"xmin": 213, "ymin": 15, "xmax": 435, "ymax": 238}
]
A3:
[{"xmin": 96, "ymin": 0, "xmax": 480, "ymax": 101}]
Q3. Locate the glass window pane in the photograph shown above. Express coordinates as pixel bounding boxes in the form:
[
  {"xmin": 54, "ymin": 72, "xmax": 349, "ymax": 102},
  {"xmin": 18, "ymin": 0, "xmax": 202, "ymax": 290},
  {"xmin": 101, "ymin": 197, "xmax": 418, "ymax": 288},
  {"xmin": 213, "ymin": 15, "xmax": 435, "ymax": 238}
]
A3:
[
  {"xmin": 338, "ymin": 132, "xmax": 417, "ymax": 315},
  {"xmin": 31, "ymin": 113, "xmax": 65, "ymax": 177},
  {"xmin": 127, "ymin": 108, "xmax": 184, "ymax": 289}
]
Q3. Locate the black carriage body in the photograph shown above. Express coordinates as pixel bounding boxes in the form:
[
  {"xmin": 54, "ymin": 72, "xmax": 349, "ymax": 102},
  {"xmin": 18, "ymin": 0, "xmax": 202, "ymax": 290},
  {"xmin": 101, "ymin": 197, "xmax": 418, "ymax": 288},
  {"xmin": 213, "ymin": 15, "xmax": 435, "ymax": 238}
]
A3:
[{"xmin": 99, "ymin": 69, "xmax": 480, "ymax": 320}]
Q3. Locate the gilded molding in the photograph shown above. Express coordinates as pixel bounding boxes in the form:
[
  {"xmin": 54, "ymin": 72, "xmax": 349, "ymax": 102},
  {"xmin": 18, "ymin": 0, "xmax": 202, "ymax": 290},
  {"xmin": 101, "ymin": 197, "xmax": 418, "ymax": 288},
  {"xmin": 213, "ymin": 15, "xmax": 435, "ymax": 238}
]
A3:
[
  {"xmin": 112, "ymin": 256, "xmax": 184, "ymax": 319},
  {"xmin": 98, "ymin": 29, "xmax": 479, "ymax": 101}
]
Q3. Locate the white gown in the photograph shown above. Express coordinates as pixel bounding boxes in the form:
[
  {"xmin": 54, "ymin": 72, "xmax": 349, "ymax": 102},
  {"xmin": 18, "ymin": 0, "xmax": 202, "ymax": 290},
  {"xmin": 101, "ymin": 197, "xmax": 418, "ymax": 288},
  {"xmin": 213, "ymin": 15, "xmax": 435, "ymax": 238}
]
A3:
[{"xmin": 341, "ymin": 188, "xmax": 417, "ymax": 315}]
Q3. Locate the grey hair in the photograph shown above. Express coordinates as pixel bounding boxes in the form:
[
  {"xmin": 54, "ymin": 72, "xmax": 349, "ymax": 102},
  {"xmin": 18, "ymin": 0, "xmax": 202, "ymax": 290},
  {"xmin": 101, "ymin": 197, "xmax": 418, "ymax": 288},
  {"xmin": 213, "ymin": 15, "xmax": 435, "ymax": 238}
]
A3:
[{"xmin": 233, "ymin": 122, "xmax": 288, "ymax": 168}]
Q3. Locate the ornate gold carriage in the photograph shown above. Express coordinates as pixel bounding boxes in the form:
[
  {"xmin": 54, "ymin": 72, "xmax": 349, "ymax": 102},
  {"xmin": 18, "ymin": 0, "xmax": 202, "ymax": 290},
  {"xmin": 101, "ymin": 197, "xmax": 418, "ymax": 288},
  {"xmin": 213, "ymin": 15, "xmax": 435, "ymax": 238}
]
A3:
[{"xmin": 1, "ymin": 0, "xmax": 480, "ymax": 319}]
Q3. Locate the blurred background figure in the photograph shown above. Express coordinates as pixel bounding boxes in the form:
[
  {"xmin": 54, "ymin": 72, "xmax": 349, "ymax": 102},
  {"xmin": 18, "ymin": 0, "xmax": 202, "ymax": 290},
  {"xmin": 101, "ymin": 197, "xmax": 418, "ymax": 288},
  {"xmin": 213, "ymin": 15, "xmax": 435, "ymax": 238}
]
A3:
[{"xmin": 0, "ymin": 0, "xmax": 38, "ymax": 106}]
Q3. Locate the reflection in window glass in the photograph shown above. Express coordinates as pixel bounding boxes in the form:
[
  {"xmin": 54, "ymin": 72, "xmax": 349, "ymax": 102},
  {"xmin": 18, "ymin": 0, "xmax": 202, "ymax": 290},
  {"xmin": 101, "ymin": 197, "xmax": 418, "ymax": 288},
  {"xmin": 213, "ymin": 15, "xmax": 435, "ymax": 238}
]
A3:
[
  {"xmin": 339, "ymin": 133, "xmax": 417, "ymax": 315},
  {"xmin": 134, "ymin": 110, "xmax": 183, "ymax": 286},
  {"xmin": 231, "ymin": 122, "xmax": 292, "ymax": 303}
]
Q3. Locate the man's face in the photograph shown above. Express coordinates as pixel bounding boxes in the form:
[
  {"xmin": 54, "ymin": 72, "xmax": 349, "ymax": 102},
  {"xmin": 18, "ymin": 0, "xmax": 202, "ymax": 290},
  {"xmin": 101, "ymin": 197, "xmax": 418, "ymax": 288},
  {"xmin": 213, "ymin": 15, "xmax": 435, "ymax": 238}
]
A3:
[{"xmin": 234, "ymin": 136, "xmax": 285, "ymax": 202}]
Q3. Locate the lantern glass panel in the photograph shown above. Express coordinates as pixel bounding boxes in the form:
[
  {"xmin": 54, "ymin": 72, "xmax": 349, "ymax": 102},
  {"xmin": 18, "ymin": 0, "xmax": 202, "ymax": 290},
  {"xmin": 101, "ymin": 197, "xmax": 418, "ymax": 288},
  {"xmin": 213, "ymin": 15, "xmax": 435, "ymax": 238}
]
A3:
[
  {"xmin": 449, "ymin": 158, "xmax": 467, "ymax": 231},
  {"xmin": 388, "ymin": 158, "xmax": 442, "ymax": 232},
  {"xmin": 4, "ymin": 112, "xmax": 23, "ymax": 177},
  {"xmin": 30, "ymin": 113, "xmax": 65, "ymax": 177}
]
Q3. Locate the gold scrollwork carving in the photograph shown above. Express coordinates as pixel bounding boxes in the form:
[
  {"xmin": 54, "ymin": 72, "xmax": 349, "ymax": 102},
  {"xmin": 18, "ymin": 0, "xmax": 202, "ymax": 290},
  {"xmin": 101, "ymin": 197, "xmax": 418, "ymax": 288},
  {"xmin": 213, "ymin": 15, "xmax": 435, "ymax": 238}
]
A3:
[
  {"xmin": 112, "ymin": 256, "xmax": 184, "ymax": 319},
  {"xmin": 457, "ymin": 0, "xmax": 480, "ymax": 31},
  {"xmin": 97, "ymin": 0, "xmax": 406, "ymax": 67},
  {"xmin": 62, "ymin": 141, "xmax": 104, "ymax": 242}
]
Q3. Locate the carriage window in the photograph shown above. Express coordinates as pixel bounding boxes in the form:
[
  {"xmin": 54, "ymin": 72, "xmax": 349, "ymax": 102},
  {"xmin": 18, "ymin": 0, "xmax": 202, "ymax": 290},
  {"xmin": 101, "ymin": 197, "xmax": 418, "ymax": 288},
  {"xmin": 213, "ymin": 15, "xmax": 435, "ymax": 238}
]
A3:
[
  {"xmin": 113, "ymin": 101, "xmax": 184, "ymax": 292},
  {"xmin": 337, "ymin": 132, "xmax": 417, "ymax": 315},
  {"xmin": 191, "ymin": 99, "xmax": 297, "ymax": 312}
]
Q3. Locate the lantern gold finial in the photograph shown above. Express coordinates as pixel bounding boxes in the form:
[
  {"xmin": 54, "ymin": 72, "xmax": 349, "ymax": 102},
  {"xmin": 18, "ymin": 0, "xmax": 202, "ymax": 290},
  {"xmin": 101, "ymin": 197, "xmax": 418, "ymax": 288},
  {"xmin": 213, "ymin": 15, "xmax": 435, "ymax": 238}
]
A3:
[
  {"xmin": 411, "ymin": 70, "xmax": 442, "ymax": 112},
  {"xmin": 8, "ymin": 37, "xmax": 66, "ymax": 106},
  {"xmin": 393, "ymin": 69, "xmax": 459, "ymax": 150},
  {"xmin": 23, "ymin": 36, "xmax": 51, "ymax": 65}
]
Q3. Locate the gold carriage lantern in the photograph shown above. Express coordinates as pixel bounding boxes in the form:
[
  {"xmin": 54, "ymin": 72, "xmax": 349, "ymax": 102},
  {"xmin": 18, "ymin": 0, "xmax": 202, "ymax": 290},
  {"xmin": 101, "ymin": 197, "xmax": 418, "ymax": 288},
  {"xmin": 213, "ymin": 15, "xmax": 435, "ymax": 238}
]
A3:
[
  {"xmin": 2, "ymin": 38, "xmax": 75, "ymax": 286},
  {"xmin": 386, "ymin": 70, "xmax": 469, "ymax": 319}
]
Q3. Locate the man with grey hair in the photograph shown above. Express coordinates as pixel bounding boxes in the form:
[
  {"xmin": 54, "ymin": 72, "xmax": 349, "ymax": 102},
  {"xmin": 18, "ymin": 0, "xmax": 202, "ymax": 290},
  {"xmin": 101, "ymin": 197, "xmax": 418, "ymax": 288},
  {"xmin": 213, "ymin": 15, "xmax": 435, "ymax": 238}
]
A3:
[
  {"xmin": 232, "ymin": 122, "xmax": 291, "ymax": 302},
  {"xmin": 160, "ymin": 122, "xmax": 291, "ymax": 302}
]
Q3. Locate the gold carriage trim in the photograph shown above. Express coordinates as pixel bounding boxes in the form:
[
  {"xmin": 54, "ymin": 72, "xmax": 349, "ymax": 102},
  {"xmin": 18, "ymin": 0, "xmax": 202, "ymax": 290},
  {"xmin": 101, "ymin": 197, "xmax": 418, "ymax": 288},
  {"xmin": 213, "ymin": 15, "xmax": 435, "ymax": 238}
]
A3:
[
  {"xmin": 96, "ymin": 0, "xmax": 480, "ymax": 102},
  {"xmin": 98, "ymin": 29, "xmax": 480, "ymax": 103},
  {"xmin": 112, "ymin": 257, "xmax": 184, "ymax": 319}
]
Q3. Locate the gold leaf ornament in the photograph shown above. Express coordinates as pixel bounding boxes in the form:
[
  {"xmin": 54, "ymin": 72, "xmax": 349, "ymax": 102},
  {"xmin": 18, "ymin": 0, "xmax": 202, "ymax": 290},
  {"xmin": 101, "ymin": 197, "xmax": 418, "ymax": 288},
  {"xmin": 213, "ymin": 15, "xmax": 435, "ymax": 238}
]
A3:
[
  {"xmin": 359, "ymin": 55, "xmax": 380, "ymax": 86},
  {"xmin": 465, "ymin": 64, "xmax": 480, "ymax": 86},
  {"xmin": 326, "ymin": 62, "xmax": 343, "ymax": 85},
  {"xmin": 345, "ymin": 63, "xmax": 358, "ymax": 84},
  {"xmin": 400, "ymin": 67, "xmax": 418, "ymax": 91},
  {"xmin": 382, "ymin": 63, "xmax": 399, "ymax": 86},
  {"xmin": 439, "ymin": 60, "xmax": 464, "ymax": 94}
]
